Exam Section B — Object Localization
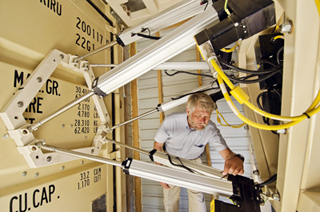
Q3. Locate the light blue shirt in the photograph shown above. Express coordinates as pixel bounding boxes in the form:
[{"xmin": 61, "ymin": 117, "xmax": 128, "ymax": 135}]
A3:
[{"xmin": 154, "ymin": 112, "xmax": 228, "ymax": 159}]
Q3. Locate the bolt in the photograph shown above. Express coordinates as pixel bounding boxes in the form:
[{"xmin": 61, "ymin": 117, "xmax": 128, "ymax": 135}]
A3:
[
  {"xmin": 277, "ymin": 129, "xmax": 287, "ymax": 134},
  {"xmin": 244, "ymin": 30, "xmax": 247, "ymax": 33},
  {"xmin": 244, "ymin": 124, "xmax": 249, "ymax": 130},
  {"xmin": 280, "ymin": 20, "xmax": 293, "ymax": 34},
  {"xmin": 3, "ymin": 134, "xmax": 9, "ymax": 139},
  {"xmin": 36, "ymin": 77, "xmax": 42, "ymax": 83},
  {"xmin": 47, "ymin": 156, "xmax": 52, "ymax": 162},
  {"xmin": 234, "ymin": 22, "xmax": 239, "ymax": 27},
  {"xmin": 62, "ymin": 124, "xmax": 65, "ymax": 128},
  {"xmin": 70, "ymin": 124, "xmax": 73, "ymax": 128},
  {"xmin": 253, "ymin": 170, "xmax": 259, "ymax": 175},
  {"xmin": 81, "ymin": 161, "xmax": 84, "ymax": 164},
  {"xmin": 22, "ymin": 129, "xmax": 29, "ymax": 135},
  {"xmin": 17, "ymin": 101, "xmax": 24, "ymax": 107},
  {"xmin": 61, "ymin": 166, "xmax": 65, "ymax": 170},
  {"xmin": 242, "ymin": 25, "xmax": 246, "ymax": 28},
  {"xmin": 35, "ymin": 172, "xmax": 39, "ymax": 177},
  {"xmin": 91, "ymin": 149, "xmax": 94, "ymax": 154},
  {"xmin": 272, "ymin": 193, "xmax": 280, "ymax": 201},
  {"xmin": 31, "ymin": 146, "xmax": 38, "ymax": 151},
  {"xmin": 22, "ymin": 171, "xmax": 27, "ymax": 177},
  {"xmin": 60, "ymin": 54, "xmax": 64, "ymax": 59}
]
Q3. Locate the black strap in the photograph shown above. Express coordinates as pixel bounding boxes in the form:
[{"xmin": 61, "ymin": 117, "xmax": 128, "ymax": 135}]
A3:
[
  {"xmin": 303, "ymin": 112, "xmax": 310, "ymax": 119},
  {"xmin": 167, "ymin": 155, "xmax": 194, "ymax": 173}
]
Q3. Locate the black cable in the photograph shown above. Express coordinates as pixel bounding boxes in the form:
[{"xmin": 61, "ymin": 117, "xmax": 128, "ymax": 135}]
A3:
[
  {"xmin": 256, "ymin": 92, "xmax": 267, "ymax": 110},
  {"xmin": 141, "ymin": 27, "xmax": 151, "ymax": 35},
  {"xmin": 131, "ymin": 33, "xmax": 161, "ymax": 40},
  {"xmin": 259, "ymin": 58, "xmax": 278, "ymax": 67},
  {"xmin": 164, "ymin": 70, "xmax": 214, "ymax": 78},
  {"xmin": 219, "ymin": 59, "xmax": 278, "ymax": 75},
  {"xmin": 256, "ymin": 90, "xmax": 281, "ymax": 135},
  {"xmin": 86, "ymin": 0, "xmax": 113, "ymax": 26},
  {"xmin": 226, "ymin": 66, "xmax": 283, "ymax": 84},
  {"xmin": 276, "ymin": 46, "xmax": 284, "ymax": 64},
  {"xmin": 167, "ymin": 154, "xmax": 194, "ymax": 173},
  {"xmin": 204, "ymin": 1, "xmax": 209, "ymax": 10},
  {"xmin": 256, "ymin": 174, "xmax": 277, "ymax": 187},
  {"xmin": 171, "ymin": 86, "xmax": 219, "ymax": 100}
]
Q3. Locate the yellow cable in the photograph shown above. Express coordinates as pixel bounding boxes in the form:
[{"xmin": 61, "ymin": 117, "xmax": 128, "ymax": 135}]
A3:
[
  {"xmin": 315, "ymin": 0, "xmax": 320, "ymax": 16},
  {"xmin": 221, "ymin": 44, "xmax": 239, "ymax": 53},
  {"xmin": 224, "ymin": 0, "xmax": 231, "ymax": 16},
  {"xmin": 216, "ymin": 109, "xmax": 245, "ymax": 128},
  {"xmin": 272, "ymin": 35, "xmax": 284, "ymax": 41},
  {"xmin": 210, "ymin": 58, "xmax": 320, "ymax": 122},
  {"xmin": 217, "ymin": 75, "xmax": 303, "ymax": 130}
]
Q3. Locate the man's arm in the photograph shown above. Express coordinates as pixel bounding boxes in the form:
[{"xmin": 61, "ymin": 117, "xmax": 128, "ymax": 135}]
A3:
[
  {"xmin": 219, "ymin": 148, "xmax": 244, "ymax": 176},
  {"xmin": 154, "ymin": 140, "xmax": 164, "ymax": 152},
  {"xmin": 154, "ymin": 141, "xmax": 171, "ymax": 189}
]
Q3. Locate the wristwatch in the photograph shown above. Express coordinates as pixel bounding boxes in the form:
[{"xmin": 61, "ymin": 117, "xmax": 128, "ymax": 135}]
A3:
[{"xmin": 234, "ymin": 154, "xmax": 245, "ymax": 162}]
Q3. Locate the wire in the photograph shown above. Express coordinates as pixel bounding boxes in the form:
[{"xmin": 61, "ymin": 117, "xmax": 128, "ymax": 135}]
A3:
[
  {"xmin": 216, "ymin": 109, "xmax": 245, "ymax": 128},
  {"xmin": 271, "ymin": 35, "xmax": 284, "ymax": 42},
  {"xmin": 217, "ymin": 73, "xmax": 320, "ymax": 130},
  {"xmin": 211, "ymin": 58, "xmax": 320, "ymax": 129},
  {"xmin": 171, "ymin": 86, "xmax": 219, "ymax": 101},
  {"xmin": 141, "ymin": 27, "xmax": 151, "ymax": 35},
  {"xmin": 226, "ymin": 66, "xmax": 283, "ymax": 84},
  {"xmin": 316, "ymin": 0, "xmax": 320, "ymax": 16},
  {"xmin": 131, "ymin": 33, "xmax": 161, "ymax": 40},
  {"xmin": 219, "ymin": 59, "xmax": 279, "ymax": 75},
  {"xmin": 164, "ymin": 70, "xmax": 214, "ymax": 78},
  {"xmin": 212, "ymin": 58, "xmax": 320, "ymax": 123},
  {"xmin": 224, "ymin": 0, "xmax": 231, "ymax": 16},
  {"xmin": 256, "ymin": 174, "xmax": 277, "ymax": 187},
  {"xmin": 167, "ymin": 154, "xmax": 194, "ymax": 173},
  {"xmin": 221, "ymin": 44, "xmax": 239, "ymax": 53},
  {"xmin": 276, "ymin": 46, "xmax": 284, "ymax": 64}
]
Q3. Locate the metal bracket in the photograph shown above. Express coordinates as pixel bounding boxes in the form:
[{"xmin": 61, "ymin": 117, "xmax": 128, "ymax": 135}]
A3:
[{"xmin": 0, "ymin": 49, "xmax": 110, "ymax": 168}]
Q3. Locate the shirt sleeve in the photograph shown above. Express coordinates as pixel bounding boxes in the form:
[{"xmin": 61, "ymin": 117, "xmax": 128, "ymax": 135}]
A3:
[
  {"xmin": 208, "ymin": 123, "xmax": 228, "ymax": 152},
  {"xmin": 154, "ymin": 117, "xmax": 170, "ymax": 143}
]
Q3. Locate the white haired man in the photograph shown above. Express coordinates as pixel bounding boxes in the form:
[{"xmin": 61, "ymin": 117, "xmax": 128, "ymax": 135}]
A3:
[{"xmin": 154, "ymin": 92, "xmax": 244, "ymax": 212}]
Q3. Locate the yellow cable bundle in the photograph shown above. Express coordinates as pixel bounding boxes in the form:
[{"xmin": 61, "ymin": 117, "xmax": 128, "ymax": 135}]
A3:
[{"xmin": 210, "ymin": 58, "xmax": 320, "ymax": 130}]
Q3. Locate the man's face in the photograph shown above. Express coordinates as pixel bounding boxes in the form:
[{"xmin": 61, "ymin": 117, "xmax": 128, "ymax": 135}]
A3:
[{"xmin": 187, "ymin": 103, "xmax": 211, "ymax": 131}]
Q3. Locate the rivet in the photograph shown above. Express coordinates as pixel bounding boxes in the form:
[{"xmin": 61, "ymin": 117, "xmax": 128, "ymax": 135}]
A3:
[
  {"xmin": 17, "ymin": 101, "xmax": 24, "ymax": 107},
  {"xmin": 22, "ymin": 171, "xmax": 27, "ymax": 177}
]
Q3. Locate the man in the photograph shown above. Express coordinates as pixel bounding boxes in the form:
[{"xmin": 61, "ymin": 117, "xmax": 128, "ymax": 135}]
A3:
[{"xmin": 154, "ymin": 92, "xmax": 244, "ymax": 212}]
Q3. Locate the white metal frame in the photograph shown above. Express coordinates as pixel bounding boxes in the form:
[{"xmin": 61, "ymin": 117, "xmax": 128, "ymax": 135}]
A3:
[{"xmin": 0, "ymin": 49, "xmax": 110, "ymax": 168}]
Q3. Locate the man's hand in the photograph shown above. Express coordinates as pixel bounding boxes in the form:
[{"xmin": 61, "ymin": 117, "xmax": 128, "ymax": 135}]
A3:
[
  {"xmin": 160, "ymin": 182, "xmax": 170, "ymax": 189},
  {"xmin": 222, "ymin": 155, "xmax": 244, "ymax": 176}
]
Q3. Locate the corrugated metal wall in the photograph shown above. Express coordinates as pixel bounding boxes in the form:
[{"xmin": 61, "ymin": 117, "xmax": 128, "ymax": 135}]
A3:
[{"xmin": 135, "ymin": 28, "xmax": 253, "ymax": 211}]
